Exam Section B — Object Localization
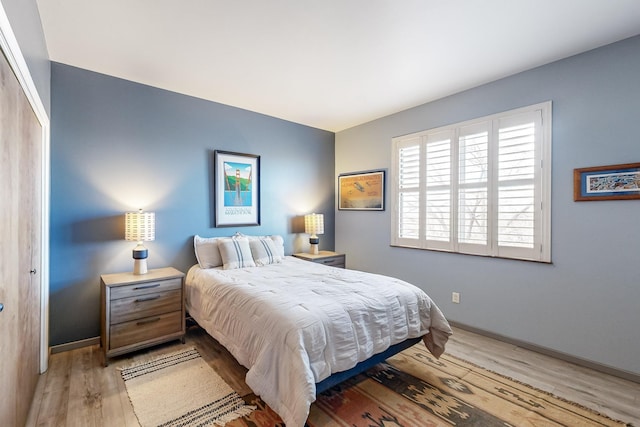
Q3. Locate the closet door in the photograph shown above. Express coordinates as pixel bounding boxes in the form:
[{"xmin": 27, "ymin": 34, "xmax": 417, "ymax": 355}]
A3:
[{"xmin": 0, "ymin": 48, "xmax": 42, "ymax": 427}]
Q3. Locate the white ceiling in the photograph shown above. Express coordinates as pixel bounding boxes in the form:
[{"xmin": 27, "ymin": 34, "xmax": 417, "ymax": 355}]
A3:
[{"xmin": 36, "ymin": 0, "xmax": 640, "ymax": 132}]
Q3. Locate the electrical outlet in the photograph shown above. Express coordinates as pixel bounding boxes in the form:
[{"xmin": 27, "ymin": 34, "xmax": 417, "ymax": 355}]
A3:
[{"xmin": 452, "ymin": 292, "xmax": 460, "ymax": 304}]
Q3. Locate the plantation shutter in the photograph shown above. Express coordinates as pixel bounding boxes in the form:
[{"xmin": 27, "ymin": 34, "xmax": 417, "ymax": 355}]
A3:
[
  {"xmin": 395, "ymin": 137, "xmax": 421, "ymax": 245},
  {"xmin": 495, "ymin": 110, "xmax": 543, "ymax": 260},
  {"xmin": 457, "ymin": 122, "xmax": 490, "ymax": 255},
  {"xmin": 425, "ymin": 131, "xmax": 453, "ymax": 250}
]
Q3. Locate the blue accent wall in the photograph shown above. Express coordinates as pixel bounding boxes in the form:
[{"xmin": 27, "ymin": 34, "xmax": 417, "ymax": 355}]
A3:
[
  {"xmin": 50, "ymin": 63, "xmax": 335, "ymax": 346},
  {"xmin": 336, "ymin": 35, "xmax": 640, "ymax": 376}
]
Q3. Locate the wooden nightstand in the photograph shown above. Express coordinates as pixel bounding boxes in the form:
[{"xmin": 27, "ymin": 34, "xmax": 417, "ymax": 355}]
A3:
[
  {"xmin": 100, "ymin": 267, "xmax": 185, "ymax": 366},
  {"xmin": 293, "ymin": 251, "xmax": 346, "ymax": 268}
]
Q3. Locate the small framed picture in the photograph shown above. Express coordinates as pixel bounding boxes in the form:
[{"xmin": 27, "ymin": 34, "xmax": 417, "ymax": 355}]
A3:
[
  {"xmin": 214, "ymin": 150, "xmax": 260, "ymax": 226},
  {"xmin": 338, "ymin": 170, "xmax": 385, "ymax": 210},
  {"xmin": 574, "ymin": 162, "xmax": 640, "ymax": 201}
]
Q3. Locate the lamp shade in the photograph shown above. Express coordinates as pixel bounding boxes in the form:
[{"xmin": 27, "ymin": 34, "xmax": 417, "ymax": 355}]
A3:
[
  {"xmin": 304, "ymin": 213, "xmax": 324, "ymax": 236},
  {"xmin": 125, "ymin": 210, "xmax": 155, "ymax": 242}
]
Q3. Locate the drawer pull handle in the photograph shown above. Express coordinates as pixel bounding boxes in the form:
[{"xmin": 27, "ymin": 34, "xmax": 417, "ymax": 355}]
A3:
[
  {"xmin": 133, "ymin": 283, "xmax": 161, "ymax": 290},
  {"xmin": 136, "ymin": 317, "xmax": 161, "ymax": 326},
  {"xmin": 135, "ymin": 295, "xmax": 161, "ymax": 303}
]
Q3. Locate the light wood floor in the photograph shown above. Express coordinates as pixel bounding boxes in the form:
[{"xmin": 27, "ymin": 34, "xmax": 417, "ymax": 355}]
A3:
[{"xmin": 27, "ymin": 325, "xmax": 640, "ymax": 426}]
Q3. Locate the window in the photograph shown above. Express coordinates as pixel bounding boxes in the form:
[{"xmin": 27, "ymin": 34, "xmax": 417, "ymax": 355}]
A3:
[{"xmin": 391, "ymin": 102, "xmax": 551, "ymax": 262}]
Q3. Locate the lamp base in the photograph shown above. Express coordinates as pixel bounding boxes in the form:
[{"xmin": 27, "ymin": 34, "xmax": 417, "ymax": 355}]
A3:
[
  {"xmin": 133, "ymin": 258, "xmax": 148, "ymax": 275},
  {"xmin": 132, "ymin": 243, "xmax": 149, "ymax": 275},
  {"xmin": 309, "ymin": 243, "xmax": 319, "ymax": 255}
]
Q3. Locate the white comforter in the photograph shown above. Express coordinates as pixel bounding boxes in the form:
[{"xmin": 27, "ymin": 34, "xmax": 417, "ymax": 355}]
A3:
[{"xmin": 185, "ymin": 256, "xmax": 452, "ymax": 427}]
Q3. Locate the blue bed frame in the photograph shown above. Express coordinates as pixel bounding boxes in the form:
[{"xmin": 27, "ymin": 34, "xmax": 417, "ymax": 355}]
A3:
[{"xmin": 315, "ymin": 336, "xmax": 423, "ymax": 394}]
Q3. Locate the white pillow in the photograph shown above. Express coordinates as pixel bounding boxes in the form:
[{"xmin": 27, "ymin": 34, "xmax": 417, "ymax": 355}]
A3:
[
  {"xmin": 250, "ymin": 238, "xmax": 283, "ymax": 266},
  {"xmin": 218, "ymin": 237, "xmax": 256, "ymax": 269},
  {"xmin": 243, "ymin": 234, "xmax": 285, "ymax": 258},
  {"xmin": 269, "ymin": 235, "xmax": 285, "ymax": 257},
  {"xmin": 193, "ymin": 235, "xmax": 223, "ymax": 268}
]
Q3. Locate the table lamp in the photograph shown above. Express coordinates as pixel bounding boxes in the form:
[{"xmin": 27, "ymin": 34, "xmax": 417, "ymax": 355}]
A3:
[
  {"xmin": 304, "ymin": 213, "xmax": 324, "ymax": 255},
  {"xmin": 125, "ymin": 209, "xmax": 155, "ymax": 274}
]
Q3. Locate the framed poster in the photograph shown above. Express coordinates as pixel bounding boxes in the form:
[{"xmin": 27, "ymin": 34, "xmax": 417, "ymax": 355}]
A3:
[
  {"xmin": 214, "ymin": 150, "xmax": 260, "ymax": 226},
  {"xmin": 574, "ymin": 162, "xmax": 640, "ymax": 201},
  {"xmin": 338, "ymin": 170, "xmax": 385, "ymax": 210}
]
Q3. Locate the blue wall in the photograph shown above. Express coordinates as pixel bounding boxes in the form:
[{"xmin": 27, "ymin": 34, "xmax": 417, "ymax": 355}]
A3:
[
  {"xmin": 50, "ymin": 63, "xmax": 335, "ymax": 346},
  {"xmin": 336, "ymin": 35, "xmax": 640, "ymax": 375}
]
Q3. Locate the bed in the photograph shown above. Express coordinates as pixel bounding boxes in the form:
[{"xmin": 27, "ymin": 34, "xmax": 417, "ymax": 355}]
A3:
[{"xmin": 186, "ymin": 234, "xmax": 452, "ymax": 427}]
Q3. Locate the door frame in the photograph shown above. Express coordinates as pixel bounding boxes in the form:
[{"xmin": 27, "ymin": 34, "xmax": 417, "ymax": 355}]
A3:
[{"xmin": 0, "ymin": 3, "xmax": 51, "ymax": 373}]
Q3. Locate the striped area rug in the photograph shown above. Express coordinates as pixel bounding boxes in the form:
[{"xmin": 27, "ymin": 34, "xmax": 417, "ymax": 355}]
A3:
[{"xmin": 120, "ymin": 347, "xmax": 254, "ymax": 427}]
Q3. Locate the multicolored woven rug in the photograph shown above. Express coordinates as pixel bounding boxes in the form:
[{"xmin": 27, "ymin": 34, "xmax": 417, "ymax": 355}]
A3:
[{"xmin": 228, "ymin": 344, "xmax": 629, "ymax": 427}]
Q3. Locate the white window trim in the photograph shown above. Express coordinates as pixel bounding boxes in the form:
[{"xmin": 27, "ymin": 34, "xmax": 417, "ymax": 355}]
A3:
[{"xmin": 391, "ymin": 101, "xmax": 552, "ymax": 263}]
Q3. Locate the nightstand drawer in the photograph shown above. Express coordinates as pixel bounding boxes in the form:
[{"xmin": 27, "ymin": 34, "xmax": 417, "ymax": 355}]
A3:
[
  {"xmin": 110, "ymin": 277, "xmax": 182, "ymax": 300},
  {"xmin": 110, "ymin": 289, "xmax": 182, "ymax": 324},
  {"xmin": 110, "ymin": 311, "xmax": 182, "ymax": 350},
  {"xmin": 316, "ymin": 255, "xmax": 345, "ymax": 267}
]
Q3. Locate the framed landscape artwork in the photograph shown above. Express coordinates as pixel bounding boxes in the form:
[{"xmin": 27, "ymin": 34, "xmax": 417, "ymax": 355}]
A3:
[
  {"xmin": 574, "ymin": 162, "xmax": 640, "ymax": 201},
  {"xmin": 214, "ymin": 150, "xmax": 261, "ymax": 226},
  {"xmin": 338, "ymin": 170, "xmax": 385, "ymax": 210}
]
